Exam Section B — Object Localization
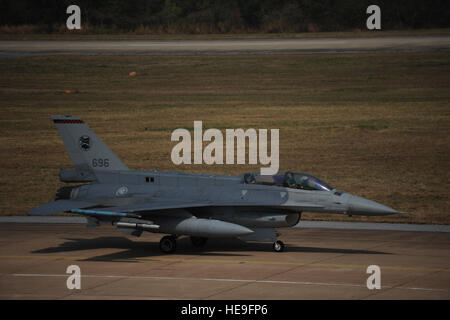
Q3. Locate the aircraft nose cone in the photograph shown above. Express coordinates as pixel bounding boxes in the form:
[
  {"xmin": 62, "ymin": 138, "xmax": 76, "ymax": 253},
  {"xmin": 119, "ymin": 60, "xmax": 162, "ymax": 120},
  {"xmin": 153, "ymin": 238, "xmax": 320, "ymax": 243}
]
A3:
[{"xmin": 346, "ymin": 194, "xmax": 398, "ymax": 216}]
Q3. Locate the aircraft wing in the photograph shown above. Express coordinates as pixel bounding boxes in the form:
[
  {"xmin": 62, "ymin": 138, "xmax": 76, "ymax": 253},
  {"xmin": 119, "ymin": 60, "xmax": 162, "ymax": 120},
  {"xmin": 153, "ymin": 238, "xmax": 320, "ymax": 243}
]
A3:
[
  {"xmin": 28, "ymin": 199, "xmax": 97, "ymax": 216},
  {"xmin": 102, "ymin": 200, "xmax": 212, "ymax": 213},
  {"xmin": 100, "ymin": 199, "xmax": 323, "ymax": 213},
  {"xmin": 29, "ymin": 198, "xmax": 321, "ymax": 218},
  {"xmin": 29, "ymin": 198, "xmax": 211, "ymax": 218},
  {"xmin": 98, "ymin": 200, "xmax": 322, "ymax": 215},
  {"xmin": 68, "ymin": 200, "xmax": 211, "ymax": 221}
]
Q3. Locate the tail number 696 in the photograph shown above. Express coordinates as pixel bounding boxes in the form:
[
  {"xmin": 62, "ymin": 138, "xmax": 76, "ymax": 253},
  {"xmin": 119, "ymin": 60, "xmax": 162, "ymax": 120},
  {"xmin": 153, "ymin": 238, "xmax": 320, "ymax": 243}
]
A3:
[{"xmin": 92, "ymin": 158, "xmax": 109, "ymax": 167}]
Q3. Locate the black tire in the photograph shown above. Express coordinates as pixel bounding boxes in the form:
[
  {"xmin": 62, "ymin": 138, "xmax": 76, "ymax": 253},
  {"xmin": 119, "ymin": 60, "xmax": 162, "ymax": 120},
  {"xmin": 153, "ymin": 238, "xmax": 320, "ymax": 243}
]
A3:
[
  {"xmin": 159, "ymin": 236, "xmax": 177, "ymax": 253},
  {"xmin": 190, "ymin": 236, "xmax": 208, "ymax": 247},
  {"xmin": 273, "ymin": 240, "xmax": 285, "ymax": 252}
]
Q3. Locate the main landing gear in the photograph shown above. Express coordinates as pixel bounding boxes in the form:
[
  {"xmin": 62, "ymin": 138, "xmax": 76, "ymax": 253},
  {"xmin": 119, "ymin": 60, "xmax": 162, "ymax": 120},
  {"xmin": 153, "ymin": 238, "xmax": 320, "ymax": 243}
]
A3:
[
  {"xmin": 159, "ymin": 235, "xmax": 209, "ymax": 253},
  {"xmin": 273, "ymin": 240, "xmax": 285, "ymax": 252},
  {"xmin": 159, "ymin": 235, "xmax": 177, "ymax": 253}
]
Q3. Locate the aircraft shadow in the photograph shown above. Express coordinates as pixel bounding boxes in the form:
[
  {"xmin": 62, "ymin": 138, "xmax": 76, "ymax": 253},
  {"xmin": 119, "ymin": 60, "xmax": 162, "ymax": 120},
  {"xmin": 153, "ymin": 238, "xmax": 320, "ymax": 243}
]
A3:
[{"xmin": 32, "ymin": 236, "xmax": 390, "ymax": 262}]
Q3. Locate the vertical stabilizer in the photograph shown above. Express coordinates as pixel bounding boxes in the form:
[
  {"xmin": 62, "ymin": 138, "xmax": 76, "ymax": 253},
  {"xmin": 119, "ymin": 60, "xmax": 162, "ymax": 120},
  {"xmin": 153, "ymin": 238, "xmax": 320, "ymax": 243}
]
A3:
[{"xmin": 51, "ymin": 115, "xmax": 129, "ymax": 171}]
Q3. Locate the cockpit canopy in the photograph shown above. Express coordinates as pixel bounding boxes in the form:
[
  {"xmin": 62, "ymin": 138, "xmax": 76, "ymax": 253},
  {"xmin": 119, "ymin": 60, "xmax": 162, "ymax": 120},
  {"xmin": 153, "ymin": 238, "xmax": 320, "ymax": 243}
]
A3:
[{"xmin": 243, "ymin": 171, "xmax": 334, "ymax": 191}]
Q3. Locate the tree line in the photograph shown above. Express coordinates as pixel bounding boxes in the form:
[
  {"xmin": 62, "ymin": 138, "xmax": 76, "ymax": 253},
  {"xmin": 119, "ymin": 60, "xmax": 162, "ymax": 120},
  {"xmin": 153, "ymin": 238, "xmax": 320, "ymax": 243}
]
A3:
[{"xmin": 0, "ymin": 0, "xmax": 449, "ymax": 34}]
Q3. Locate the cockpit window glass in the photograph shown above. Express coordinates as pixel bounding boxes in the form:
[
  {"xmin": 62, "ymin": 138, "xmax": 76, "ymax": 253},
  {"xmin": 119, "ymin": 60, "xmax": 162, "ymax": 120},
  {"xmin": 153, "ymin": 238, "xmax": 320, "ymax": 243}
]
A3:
[
  {"xmin": 243, "ymin": 171, "xmax": 334, "ymax": 191},
  {"xmin": 243, "ymin": 172, "xmax": 283, "ymax": 186},
  {"xmin": 285, "ymin": 172, "xmax": 333, "ymax": 191}
]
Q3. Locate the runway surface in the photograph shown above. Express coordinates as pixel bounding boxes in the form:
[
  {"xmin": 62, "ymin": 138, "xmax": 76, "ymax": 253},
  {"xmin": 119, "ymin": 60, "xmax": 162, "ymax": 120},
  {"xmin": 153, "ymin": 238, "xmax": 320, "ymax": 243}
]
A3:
[
  {"xmin": 0, "ymin": 223, "xmax": 449, "ymax": 299},
  {"xmin": 1, "ymin": 36, "xmax": 450, "ymax": 57}
]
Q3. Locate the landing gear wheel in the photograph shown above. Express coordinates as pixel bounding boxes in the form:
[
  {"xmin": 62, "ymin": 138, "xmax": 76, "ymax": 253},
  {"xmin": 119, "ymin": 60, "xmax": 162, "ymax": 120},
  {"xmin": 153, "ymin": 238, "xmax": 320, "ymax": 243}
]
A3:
[
  {"xmin": 159, "ymin": 236, "xmax": 177, "ymax": 253},
  {"xmin": 273, "ymin": 240, "xmax": 285, "ymax": 252},
  {"xmin": 190, "ymin": 236, "xmax": 208, "ymax": 247}
]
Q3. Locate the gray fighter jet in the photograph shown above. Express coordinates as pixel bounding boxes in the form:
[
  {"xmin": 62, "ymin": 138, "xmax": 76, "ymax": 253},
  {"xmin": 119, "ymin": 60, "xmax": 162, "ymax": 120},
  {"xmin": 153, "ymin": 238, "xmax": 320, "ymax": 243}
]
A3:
[{"xmin": 29, "ymin": 115, "xmax": 398, "ymax": 253}]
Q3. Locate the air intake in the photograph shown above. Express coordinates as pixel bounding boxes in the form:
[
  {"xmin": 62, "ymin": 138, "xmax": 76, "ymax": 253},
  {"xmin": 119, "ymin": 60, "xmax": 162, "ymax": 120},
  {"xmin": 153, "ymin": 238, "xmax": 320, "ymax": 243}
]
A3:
[{"xmin": 55, "ymin": 186, "xmax": 80, "ymax": 201}]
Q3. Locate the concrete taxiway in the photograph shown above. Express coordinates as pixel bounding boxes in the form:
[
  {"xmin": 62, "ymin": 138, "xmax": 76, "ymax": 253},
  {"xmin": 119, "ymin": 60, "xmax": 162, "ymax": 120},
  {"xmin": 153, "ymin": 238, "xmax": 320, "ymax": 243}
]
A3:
[
  {"xmin": 1, "ymin": 36, "xmax": 450, "ymax": 57},
  {"xmin": 0, "ymin": 223, "xmax": 449, "ymax": 299}
]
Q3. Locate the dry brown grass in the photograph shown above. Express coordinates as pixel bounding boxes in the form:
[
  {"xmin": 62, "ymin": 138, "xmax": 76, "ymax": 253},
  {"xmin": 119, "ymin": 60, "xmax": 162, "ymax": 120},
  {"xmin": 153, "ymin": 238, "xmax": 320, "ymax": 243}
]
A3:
[
  {"xmin": 1, "ymin": 28, "xmax": 450, "ymax": 40},
  {"xmin": 0, "ymin": 52, "xmax": 449, "ymax": 224}
]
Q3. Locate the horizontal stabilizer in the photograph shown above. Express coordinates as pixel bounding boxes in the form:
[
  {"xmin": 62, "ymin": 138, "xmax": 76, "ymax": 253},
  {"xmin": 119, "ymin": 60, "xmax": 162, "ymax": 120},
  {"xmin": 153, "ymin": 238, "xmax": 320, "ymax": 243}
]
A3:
[{"xmin": 28, "ymin": 200, "xmax": 97, "ymax": 216}]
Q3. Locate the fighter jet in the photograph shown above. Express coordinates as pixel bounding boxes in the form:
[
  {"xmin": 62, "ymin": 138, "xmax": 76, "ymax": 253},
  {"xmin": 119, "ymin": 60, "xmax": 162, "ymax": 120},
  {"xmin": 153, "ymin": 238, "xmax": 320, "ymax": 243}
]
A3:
[{"xmin": 29, "ymin": 115, "xmax": 398, "ymax": 253}]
